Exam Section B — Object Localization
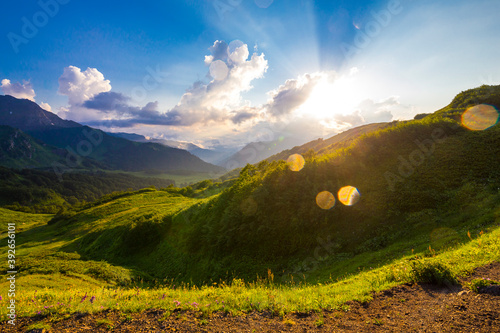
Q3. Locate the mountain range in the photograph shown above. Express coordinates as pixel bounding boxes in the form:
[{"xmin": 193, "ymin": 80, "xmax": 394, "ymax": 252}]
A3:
[
  {"xmin": 18, "ymin": 84, "xmax": 500, "ymax": 284},
  {"xmin": 106, "ymin": 132, "xmax": 238, "ymax": 165},
  {"xmin": 0, "ymin": 95, "xmax": 224, "ymax": 175}
]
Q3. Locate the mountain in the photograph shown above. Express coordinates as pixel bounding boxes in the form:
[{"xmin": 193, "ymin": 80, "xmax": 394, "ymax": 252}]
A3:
[
  {"xmin": 0, "ymin": 94, "xmax": 81, "ymax": 131},
  {"xmin": 106, "ymin": 132, "xmax": 200, "ymax": 150},
  {"xmin": 0, "ymin": 166, "xmax": 176, "ymax": 213},
  {"xmin": 106, "ymin": 132, "xmax": 149, "ymax": 142},
  {"xmin": 267, "ymin": 122, "xmax": 395, "ymax": 162},
  {"xmin": 0, "ymin": 95, "xmax": 225, "ymax": 174},
  {"xmin": 106, "ymin": 131, "xmax": 237, "ymax": 164},
  {"xmin": 189, "ymin": 146, "xmax": 238, "ymax": 165},
  {"xmin": 0, "ymin": 125, "xmax": 66, "ymax": 169},
  {"xmin": 41, "ymin": 85, "xmax": 500, "ymax": 284},
  {"xmin": 218, "ymin": 137, "xmax": 305, "ymax": 169}
]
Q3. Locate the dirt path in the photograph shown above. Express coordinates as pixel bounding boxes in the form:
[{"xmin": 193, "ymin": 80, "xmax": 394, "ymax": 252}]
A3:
[{"xmin": 3, "ymin": 262, "xmax": 500, "ymax": 332}]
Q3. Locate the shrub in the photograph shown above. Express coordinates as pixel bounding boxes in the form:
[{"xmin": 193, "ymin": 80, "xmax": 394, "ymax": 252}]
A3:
[{"xmin": 409, "ymin": 260, "xmax": 458, "ymax": 286}]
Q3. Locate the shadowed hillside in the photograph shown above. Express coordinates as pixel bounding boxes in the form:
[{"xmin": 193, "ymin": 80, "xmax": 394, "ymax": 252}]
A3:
[
  {"xmin": 0, "ymin": 95, "xmax": 225, "ymax": 174},
  {"xmin": 35, "ymin": 85, "xmax": 500, "ymax": 283}
]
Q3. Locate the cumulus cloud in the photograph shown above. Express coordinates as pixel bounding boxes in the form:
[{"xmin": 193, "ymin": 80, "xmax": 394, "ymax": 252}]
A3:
[
  {"xmin": 356, "ymin": 97, "xmax": 397, "ymax": 123},
  {"xmin": 57, "ymin": 66, "xmax": 112, "ymax": 121},
  {"xmin": 58, "ymin": 66, "xmax": 111, "ymax": 106},
  {"xmin": 80, "ymin": 40, "xmax": 268, "ymax": 128},
  {"xmin": 39, "ymin": 102, "xmax": 52, "ymax": 112},
  {"xmin": 83, "ymin": 91, "xmax": 129, "ymax": 112},
  {"xmin": 332, "ymin": 97, "xmax": 397, "ymax": 128},
  {"xmin": 230, "ymin": 106, "xmax": 261, "ymax": 125},
  {"xmin": 1, "ymin": 79, "xmax": 36, "ymax": 101},
  {"xmin": 1, "ymin": 78, "xmax": 53, "ymax": 112},
  {"xmin": 265, "ymin": 73, "xmax": 323, "ymax": 117},
  {"xmin": 333, "ymin": 111, "xmax": 365, "ymax": 127}
]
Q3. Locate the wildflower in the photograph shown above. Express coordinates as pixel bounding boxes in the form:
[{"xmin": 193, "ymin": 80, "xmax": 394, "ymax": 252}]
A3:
[
  {"xmin": 0, "ymin": 296, "xmax": 2, "ymax": 301},
  {"xmin": 90, "ymin": 296, "xmax": 96, "ymax": 304},
  {"xmin": 162, "ymin": 294, "xmax": 166, "ymax": 299}
]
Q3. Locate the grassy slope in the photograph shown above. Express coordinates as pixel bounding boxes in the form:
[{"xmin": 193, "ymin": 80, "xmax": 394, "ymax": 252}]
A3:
[
  {"xmin": 0, "ymin": 126, "xmax": 64, "ymax": 169},
  {"xmin": 0, "ymin": 207, "xmax": 498, "ymax": 320},
  {"xmin": 1, "ymin": 85, "xmax": 500, "ymax": 320},
  {"xmin": 267, "ymin": 122, "xmax": 394, "ymax": 162}
]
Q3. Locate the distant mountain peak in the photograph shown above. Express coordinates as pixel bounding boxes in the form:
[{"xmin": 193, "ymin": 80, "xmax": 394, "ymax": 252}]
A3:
[
  {"xmin": 0, "ymin": 94, "xmax": 81, "ymax": 131},
  {"xmin": 0, "ymin": 95, "xmax": 224, "ymax": 174}
]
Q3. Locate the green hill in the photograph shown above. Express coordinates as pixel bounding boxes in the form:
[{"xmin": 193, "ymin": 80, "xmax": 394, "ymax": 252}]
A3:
[
  {"xmin": 267, "ymin": 122, "xmax": 395, "ymax": 162},
  {"xmin": 6, "ymin": 84, "xmax": 498, "ymax": 284},
  {"xmin": 0, "ymin": 167, "xmax": 176, "ymax": 213},
  {"xmin": 0, "ymin": 125, "xmax": 66, "ymax": 169},
  {"xmin": 1, "ymin": 85, "xmax": 500, "ymax": 322}
]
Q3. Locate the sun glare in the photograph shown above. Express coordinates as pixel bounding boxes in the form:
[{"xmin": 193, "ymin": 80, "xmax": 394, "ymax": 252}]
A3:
[{"xmin": 298, "ymin": 74, "xmax": 362, "ymax": 121}]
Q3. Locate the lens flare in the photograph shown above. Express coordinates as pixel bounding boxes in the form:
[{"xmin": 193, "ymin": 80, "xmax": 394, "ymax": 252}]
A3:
[
  {"xmin": 316, "ymin": 191, "xmax": 336, "ymax": 210},
  {"xmin": 287, "ymin": 154, "xmax": 305, "ymax": 172},
  {"xmin": 461, "ymin": 104, "xmax": 499, "ymax": 131},
  {"xmin": 209, "ymin": 60, "xmax": 229, "ymax": 81},
  {"xmin": 338, "ymin": 186, "xmax": 361, "ymax": 206}
]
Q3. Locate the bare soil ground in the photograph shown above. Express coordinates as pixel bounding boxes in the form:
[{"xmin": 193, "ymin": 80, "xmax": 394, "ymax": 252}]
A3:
[{"xmin": 3, "ymin": 262, "xmax": 500, "ymax": 332}]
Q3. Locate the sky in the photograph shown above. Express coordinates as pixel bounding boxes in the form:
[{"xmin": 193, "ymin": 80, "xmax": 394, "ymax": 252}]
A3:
[{"xmin": 1, "ymin": 0, "xmax": 500, "ymax": 149}]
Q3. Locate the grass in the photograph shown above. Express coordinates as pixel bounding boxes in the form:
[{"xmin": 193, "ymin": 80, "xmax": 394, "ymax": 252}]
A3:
[
  {"xmin": 106, "ymin": 170, "xmax": 222, "ymax": 186},
  {"xmin": 0, "ymin": 217, "xmax": 498, "ymax": 321},
  {"xmin": 96, "ymin": 318, "xmax": 114, "ymax": 330},
  {"xmin": 0, "ymin": 208, "xmax": 53, "ymax": 236},
  {"xmin": 25, "ymin": 322, "xmax": 52, "ymax": 332},
  {"xmin": 1, "ymin": 182, "xmax": 499, "ymax": 322},
  {"xmin": 466, "ymin": 278, "xmax": 499, "ymax": 293}
]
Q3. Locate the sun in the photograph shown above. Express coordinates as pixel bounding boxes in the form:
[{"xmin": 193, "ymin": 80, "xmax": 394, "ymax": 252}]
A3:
[{"xmin": 297, "ymin": 74, "xmax": 362, "ymax": 120}]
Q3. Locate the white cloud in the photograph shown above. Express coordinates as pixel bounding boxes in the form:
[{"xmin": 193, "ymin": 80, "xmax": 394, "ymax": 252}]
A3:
[
  {"xmin": 209, "ymin": 60, "xmax": 229, "ymax": 81},
  {"xmin": 167, "ymin": 41, "xmax": 268, "ymax": 126},
  {"xmin": 1, "ymin": 79, "xmax": 36, "ymax": 101},
  {"xmin": 57, "ymin": 66, "xmax": 112, "ymax": 121},
  {"xmin": 327, "ymin": 97, "xmax": 398, "ymax": 130},
  {"xmin": 356, "ymin": 97, "xmax": 398, "ymax": 124},
  {"xmin": 204, "ymin": 55, "xmax": 214, "ymax": 65},
  {"xmin": 39, "ymin": 102, "xmax": 52, "ymax": 112},
  {"xmin": 75, "ymin": 41, "xmax": 268, "ymax": 128},
  {"xmin": 228, "ymin": 40, "xmax": 249, "ymax": 65},
  {"xmin": 58, "ymin": 66, "xmax": 111, "ymax": 106},
  {"xmin": 264, "ymin": 73, "xmax": 324, "ymax": 117}
]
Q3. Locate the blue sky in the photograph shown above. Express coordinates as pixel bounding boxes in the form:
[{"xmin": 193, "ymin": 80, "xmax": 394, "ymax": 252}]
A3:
[{"xmin": 1, "ymin": 0, "xmax": 500, "ymax": 147}]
